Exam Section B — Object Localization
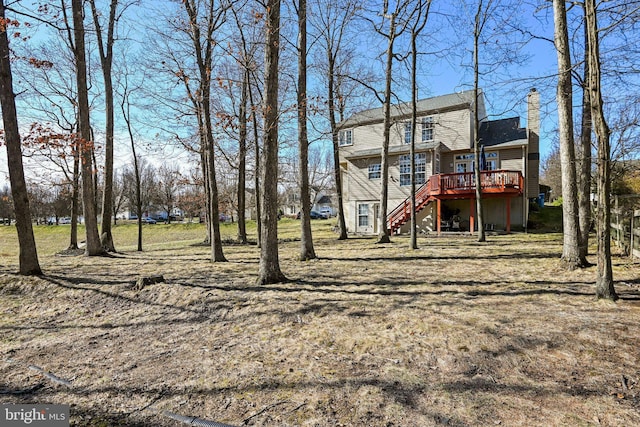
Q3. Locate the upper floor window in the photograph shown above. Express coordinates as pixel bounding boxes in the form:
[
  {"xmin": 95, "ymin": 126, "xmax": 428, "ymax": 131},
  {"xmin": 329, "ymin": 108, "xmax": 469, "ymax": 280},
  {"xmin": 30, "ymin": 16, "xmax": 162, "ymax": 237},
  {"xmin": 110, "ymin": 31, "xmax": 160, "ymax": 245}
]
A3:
[
  {"xmin": 339, "ymin": 129, "xmax": 353, "ymax": 146},
  {"xmin": 422, "ymin": 116, "xmax": 434, "ymax": 142},
  {"xmin": 435, "ymin": 153, "xmax": 441, "ymax": 174},
  {"xmin": 368, "ymin": 163, "xmax": 381, "ymax": 179},
  {"xmin": 399, "ymin": 153, "xmax": 427, "ymax": 186},
  {"xmin": 404, "ymin": 122, "xmax": 412, "ymax": 144}
]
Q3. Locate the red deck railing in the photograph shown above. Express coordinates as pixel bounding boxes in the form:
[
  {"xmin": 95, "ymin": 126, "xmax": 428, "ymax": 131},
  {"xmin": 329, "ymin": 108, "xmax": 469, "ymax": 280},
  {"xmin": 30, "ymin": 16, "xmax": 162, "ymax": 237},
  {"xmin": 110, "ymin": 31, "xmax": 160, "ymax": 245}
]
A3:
[
  {"xmin": 387, "ymin": 170, "xmax": 524, "ymax": 233},
  {"xmin": 430, "ymin": 170, "xmax": 524, "ymax": 195}
]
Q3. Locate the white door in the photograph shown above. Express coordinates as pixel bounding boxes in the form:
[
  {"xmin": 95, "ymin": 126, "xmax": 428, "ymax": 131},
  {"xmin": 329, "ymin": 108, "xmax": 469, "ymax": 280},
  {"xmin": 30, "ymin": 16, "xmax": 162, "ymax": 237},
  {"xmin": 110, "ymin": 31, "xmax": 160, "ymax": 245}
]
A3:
[
  {"xmin": 357, "ymin": 203, "xmax": 374, "ymax": 234},
  {"xmin": 373, "ymin": 203, "xmax": 380, "ymax": 234}
]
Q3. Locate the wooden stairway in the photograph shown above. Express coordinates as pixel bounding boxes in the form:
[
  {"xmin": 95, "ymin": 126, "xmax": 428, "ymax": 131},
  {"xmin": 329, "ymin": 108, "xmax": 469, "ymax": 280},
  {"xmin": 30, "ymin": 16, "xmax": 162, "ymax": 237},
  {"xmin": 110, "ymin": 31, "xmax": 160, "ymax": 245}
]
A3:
[{"xmin": 387, "ymin": 180, "xmax": 435, "ymax": 234}]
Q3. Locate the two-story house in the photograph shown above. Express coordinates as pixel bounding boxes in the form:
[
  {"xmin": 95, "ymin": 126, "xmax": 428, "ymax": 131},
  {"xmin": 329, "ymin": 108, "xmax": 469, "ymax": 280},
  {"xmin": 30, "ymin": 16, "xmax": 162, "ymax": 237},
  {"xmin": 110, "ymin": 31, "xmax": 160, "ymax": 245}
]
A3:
[{"xmin": 337, "ymin": 89, "xmax": 540, "ymax": 235}]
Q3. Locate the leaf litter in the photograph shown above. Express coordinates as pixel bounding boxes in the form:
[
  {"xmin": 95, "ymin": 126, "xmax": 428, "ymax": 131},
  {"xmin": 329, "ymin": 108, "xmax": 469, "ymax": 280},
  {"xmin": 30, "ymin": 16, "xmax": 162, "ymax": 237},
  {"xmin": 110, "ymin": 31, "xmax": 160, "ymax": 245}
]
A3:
[{"xmin": 1, "ymin": 233, "xmax": 639, "ymax": 426}]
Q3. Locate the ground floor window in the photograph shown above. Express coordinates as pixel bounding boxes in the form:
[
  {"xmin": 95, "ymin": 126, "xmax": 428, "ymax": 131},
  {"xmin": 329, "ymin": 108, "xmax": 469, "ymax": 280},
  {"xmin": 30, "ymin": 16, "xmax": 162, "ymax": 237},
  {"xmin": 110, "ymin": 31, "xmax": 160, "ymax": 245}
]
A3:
[
  {"xmin": 358, "ymin": 204, "xmax": 369, "ymax": 227},
  {"xmin": 399, "ymin": 153, "xmax": 427, "ymax": 186}
]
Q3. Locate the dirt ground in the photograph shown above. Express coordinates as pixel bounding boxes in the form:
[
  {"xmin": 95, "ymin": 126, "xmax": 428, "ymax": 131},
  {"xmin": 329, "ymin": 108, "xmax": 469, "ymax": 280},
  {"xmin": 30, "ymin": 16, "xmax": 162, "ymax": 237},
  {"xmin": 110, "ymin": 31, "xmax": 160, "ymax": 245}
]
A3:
[{"xmin": 1, "ymin": 233, "xmax": 640, "ymax": 426}]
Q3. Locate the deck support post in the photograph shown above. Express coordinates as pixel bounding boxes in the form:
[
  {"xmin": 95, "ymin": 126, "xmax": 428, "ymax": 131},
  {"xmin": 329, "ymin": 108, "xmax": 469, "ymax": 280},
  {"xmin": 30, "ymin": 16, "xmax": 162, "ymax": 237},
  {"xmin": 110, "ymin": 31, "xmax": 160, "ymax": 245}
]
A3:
[
  {"xmin": 506, "ymin": 198, "xmax": 511, "ymax": 234},
  {"xmin": 469, "ymin": 198, "xmax": 475, "ymax": 235},
  {"xmin": 436, "ymin": 198, "xmax": 441, "ymax": 235}
]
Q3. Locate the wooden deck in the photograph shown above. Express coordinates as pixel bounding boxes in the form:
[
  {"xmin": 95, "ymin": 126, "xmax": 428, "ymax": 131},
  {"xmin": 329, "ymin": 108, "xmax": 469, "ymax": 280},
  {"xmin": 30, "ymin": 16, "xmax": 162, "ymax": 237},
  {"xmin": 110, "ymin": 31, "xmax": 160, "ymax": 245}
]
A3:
[
  {"xmin": 428, "ymin": 170, "xmax": 524, "ymax": 198},
  {"xmin": 387, "ymin": 170, "xmax": 524, "ymax": 234}
]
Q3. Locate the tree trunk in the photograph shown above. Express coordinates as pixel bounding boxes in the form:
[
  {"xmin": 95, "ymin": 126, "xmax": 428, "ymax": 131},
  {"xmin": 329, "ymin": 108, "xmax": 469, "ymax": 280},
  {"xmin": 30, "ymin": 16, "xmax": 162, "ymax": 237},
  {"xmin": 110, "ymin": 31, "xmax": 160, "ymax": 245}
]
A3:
[
  {"xmin": 120, "ymin": 87, "xmax": 143, "ymax": 251},
  {"xmin": 205, "ymin": 135, "xmax": 227, "ymax": 262},
  {"xmin": 237, "ymin": 70, "xmax": 248, "ymax": 244},
  {"xmin": 377, "ymin": 11, "xmax": 396, "ymax": 244},
  {"xmin": 69, "ymin": 147, "xmax": 80, "ymax": 249},
  {"xmin": 553, "ymin": 0, "xmax": 586, "ymax": 269},
  {"xmin": 182, "ymin": 0, "xmax": 226, "ymax": 262},
  {"xmin": 585, "ymin": 0, "xmax": 617, "ymax": 300},
  {"xmin": 72, "ymin": 0, "xmax": 104, "ymax": 256},
  {"xmin": 328, "ymin": 53, "xmax": 348, "ymax": 240},
  {"xmin": 298, "ymin": 0, "xmax": 316, "ymax": 261},
  {"xmin": 0, "ymin": 2, "xmax": 42, "ymax": 275},
  {"xmin": 90, "ymin": 0, "xmax": 118, "ymax": 253},
  {"xmin": 473, "ymin": 2, "xmax": 486, "ymax": 242},
  {"xmin": 409, "ymin": 23, "xmax": 419, "ymax": 249},
  {"xmin": 248, "ymin": 77, "xmax": 261, "ymax": 247},
  {"xmin": 257, "ymin": 0, "xmax": 286, "ymax": 285},
  {"xmin": 578, "ymin": 11, "xmax": 592, "ymax": 260}
]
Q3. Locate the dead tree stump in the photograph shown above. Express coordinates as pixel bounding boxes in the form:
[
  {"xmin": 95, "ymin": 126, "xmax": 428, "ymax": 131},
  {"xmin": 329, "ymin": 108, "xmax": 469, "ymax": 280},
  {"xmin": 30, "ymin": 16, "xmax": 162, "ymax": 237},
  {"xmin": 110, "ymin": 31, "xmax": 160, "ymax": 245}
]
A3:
[{"xmin": 134, "ymin": 274, "xmax": 165, "ymax": 290}]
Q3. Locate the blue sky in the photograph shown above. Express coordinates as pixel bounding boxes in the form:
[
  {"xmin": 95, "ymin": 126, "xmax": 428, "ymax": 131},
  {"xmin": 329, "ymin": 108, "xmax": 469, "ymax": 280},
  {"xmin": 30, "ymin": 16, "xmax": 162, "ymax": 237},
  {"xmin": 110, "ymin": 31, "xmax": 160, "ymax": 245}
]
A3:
[{"xmin": 2, "ymin": 1, "xmax": 563, "ymax": 188}]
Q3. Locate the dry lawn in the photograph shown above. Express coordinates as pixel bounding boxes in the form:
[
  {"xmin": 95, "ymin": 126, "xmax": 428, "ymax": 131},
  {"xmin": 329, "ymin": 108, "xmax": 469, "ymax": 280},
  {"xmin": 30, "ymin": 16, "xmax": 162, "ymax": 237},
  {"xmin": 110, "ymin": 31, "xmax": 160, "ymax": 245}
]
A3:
[{"xmin": 1, "ymin": 229, "xmax": 640, "ymax": 426}]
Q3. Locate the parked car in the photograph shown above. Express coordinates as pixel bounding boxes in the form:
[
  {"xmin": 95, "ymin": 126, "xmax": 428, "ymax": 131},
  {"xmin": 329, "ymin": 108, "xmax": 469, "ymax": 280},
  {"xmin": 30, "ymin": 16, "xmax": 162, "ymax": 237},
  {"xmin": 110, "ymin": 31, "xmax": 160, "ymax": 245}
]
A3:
[
  {"xmin": 143, "ymin": 217, "xmax": 157, "ymax": 224},
  {"xmin": 59, "ymin": 217, "xmax": 72, "ymax": 224},
  {"xmin": 319, "ymin": 207, "xmax": 334, "ymax": 218},
  {"xmin": 297, "ymin": 211, "xmax": 327, "ymax": 220}
]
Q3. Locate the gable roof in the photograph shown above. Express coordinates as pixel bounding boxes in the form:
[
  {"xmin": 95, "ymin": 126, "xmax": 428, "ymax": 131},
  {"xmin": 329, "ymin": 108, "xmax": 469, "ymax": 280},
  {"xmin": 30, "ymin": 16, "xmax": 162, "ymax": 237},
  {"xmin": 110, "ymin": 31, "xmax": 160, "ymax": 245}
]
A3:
[
  {"xmin": 479, "ymin": 117, "xmax": 527, "ymax": 147},
  {"xmin": 340, "ymin": 90, "xmax": 481, "ymax": 128}
]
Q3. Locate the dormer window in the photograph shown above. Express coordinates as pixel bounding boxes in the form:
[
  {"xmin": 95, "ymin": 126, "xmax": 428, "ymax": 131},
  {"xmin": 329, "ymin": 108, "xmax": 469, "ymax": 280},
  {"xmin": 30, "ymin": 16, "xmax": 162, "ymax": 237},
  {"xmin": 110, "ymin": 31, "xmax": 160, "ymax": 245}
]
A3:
[
  {"xmin": 339, "ymin": 129, "xmax": 353, "ymax": 146},
  {"xmin": 421, "ymin": 116, "xmax": 434, "ymax": 142}
]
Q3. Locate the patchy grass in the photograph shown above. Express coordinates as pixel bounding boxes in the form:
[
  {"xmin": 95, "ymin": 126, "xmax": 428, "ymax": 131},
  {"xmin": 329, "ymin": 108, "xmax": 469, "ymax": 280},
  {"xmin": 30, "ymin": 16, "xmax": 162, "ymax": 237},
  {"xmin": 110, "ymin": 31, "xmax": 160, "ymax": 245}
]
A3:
[
  {"xmin": 528, "ymin": 205, "xmax": 563, "ymax": 233},
  {"xmin": 1, "ymin": 228, "xmax": 639, "ymax": 426},
  {"xmin": 0, "ymin": 218, "xmax": 337, "ymax": 261}
]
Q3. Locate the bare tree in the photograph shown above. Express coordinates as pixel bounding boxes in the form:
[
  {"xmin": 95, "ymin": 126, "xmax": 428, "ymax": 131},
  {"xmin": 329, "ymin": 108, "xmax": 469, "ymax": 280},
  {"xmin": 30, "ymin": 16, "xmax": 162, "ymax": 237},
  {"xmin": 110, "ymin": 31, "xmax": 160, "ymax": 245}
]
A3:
[
  {"xmin": 112, "ymin": 168, "xmax": 127, "ymax": 225},
  {"xmin": 154, "ymin": 165, "xmax": 181, "ymax": 223},
  {"xmin": 72, "ymin": 0, "xmax": 104, "ymax": 256},
  {"xmin": 227, "ymin": 3, "xmax": 260, "ymax": 245},
  {"xmin": 88, "ymin": 0, "xmax": 124, "ymax": 252},
  {"xmin": 0, "ymin": 2, "xmax": 41, "ymax": 274},
  {"xmin": 553, "ymin": 0, "xmax": 586, "ymax": 269},
  {"xmin": 472, "ymin": 0, "xmax": 488, "ymax": 242},
  {"xmin": 296, "ymin": 0, "xmax": 316, "ymax": 260},
  {"xmin": 541, "ymin": 143, "xmax": 562, "ymax": 201},
  {"xmin": 309, "ymin": 0, "xmax": 361, "ymax": 240},
  {"xmin": 585, "ymin": 0, "xmax": 617, "ymax": 300},
  {"xmin": 577, "ymin": 8, "xmax": 592, "ymax": 260},
  {"xmin": 373, "ymin": 0, "xmax": 413, "ymax": 244},
  {"xmin": 15, "ymin": 7, "xmax": 85, "ymax": 251},
  {"xmin": 257, "ymin": 0, "xmax": 287, "ymax": 285},
  {"xmin": 237, "ymin": 68, "xmax": 249, "ymax": 243},
  {"xmin": 119, "ymin": 70, "xmax": 145, "ymax": 251},
  {"xmin": 408, "ymin": 0, "xmax": 431, "ymax": 250},
  {"xmin": 181, "ymin": 0, "xmax": 229, "ymax": 262}
]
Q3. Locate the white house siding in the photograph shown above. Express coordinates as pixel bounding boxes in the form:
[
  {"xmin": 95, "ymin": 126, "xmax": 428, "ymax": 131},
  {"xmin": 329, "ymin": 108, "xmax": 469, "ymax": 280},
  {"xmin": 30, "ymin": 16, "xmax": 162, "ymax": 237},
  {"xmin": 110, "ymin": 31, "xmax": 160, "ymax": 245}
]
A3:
[
  {"xmin": 350, "ymin": 123, "xmax": 384, "ymax": 152},
  {"xmin": 499, "ymin": 147, "xmax": 526, "ymax": 173},
  {"xmin": 439, "ymin": 152, "xmax": 457, "ymax": 174},
  {"xmin": 482, "ymin": 197, "xmax": 524, "ymax": 230},
  {"xmin": 339, "ymin": 109, "xmax": 472, "ymax": 161},
  {"xmin": 433, "ymin": 109, "xmax": 472, "ymax": 151},
  {"xmin": 342, "ymin": 152, "xmax": 434, "ymax": 233}
]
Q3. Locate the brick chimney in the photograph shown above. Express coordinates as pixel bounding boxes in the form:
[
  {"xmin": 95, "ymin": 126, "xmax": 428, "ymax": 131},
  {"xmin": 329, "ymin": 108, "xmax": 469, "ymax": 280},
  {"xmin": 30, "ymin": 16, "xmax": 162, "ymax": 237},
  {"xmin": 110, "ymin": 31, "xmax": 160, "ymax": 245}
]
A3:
[{"xmin": 527, "ymin": 88, "xmax": 540, "ymax": 199}]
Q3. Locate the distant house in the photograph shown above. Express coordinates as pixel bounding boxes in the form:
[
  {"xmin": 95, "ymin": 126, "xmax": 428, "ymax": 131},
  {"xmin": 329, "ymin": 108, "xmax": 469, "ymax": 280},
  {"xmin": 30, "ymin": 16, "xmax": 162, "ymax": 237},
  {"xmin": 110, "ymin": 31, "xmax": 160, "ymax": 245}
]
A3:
[
  {"xmin": 337, "ymin": 89, "xmax": 540, "ymax": 234},
  {"xmin": 313, "ymin": 193, "xmax": 336, "ymax": 217}
]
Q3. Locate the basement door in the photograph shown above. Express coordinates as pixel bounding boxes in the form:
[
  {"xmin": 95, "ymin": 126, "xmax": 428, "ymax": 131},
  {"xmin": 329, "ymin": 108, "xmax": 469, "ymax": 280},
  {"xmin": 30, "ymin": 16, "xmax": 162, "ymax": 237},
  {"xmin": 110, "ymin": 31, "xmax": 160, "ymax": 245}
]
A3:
[{"xmin": 357, "ymin": 202, "xmax": 374, "ymax": 234}]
